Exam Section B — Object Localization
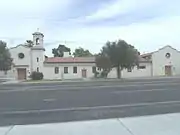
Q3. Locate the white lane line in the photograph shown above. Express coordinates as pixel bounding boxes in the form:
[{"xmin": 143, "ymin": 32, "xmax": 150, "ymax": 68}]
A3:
[
  {"xmin": 43, "ymin": 98, "xmax": 56, "ymax": 102},
  {"xmin": 1, "ymin": 100, "xmax": 180, "ymax": 115},
  {"xmin": 0, "ymin": 82, "xmax": 180, "ymax": 93},
  {"xmin": 112, "ymin": 88, "xmax": 171, "ymax": 94}
]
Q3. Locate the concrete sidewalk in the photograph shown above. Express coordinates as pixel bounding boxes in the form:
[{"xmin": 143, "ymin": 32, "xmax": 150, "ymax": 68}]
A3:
[
  {"xmin": 20, "ymin": 76, "xmax": 180, "ymax": 84},
  {"xmin": 19, "ymin": 78, "xmax": 119, "ymax": 84},
  {"xmin": 1, "ymin": 113, "xmax": 180, "ymax": 135},
  {"xmin": 0, "ymin": 78, "xmax": 20, "ymax": 85},
  {"xmin": 2, "ymin": 75, "xmax": 180, "ymax": 85}
]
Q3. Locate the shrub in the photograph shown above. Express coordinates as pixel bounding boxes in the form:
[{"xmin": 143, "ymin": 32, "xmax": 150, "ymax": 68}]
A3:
[
  {"xmin": 100, "ymin": 71, "xmax": 108, "ymax": 78},
  {"xmin": 94, "ymin": 71, "xmax": 100, "ymax": 78},
  {"xmin": 30, "ymin": 71, "xmax": 43, "ymax": 80}
]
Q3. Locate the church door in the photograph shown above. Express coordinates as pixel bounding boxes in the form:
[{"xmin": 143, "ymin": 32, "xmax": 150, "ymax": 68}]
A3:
[
  {"xmin": 17, "ymin": 68, "xmax": 26, "ymax": 80},
  {"xmin": 165, "ymin": 66, "xmax": 172, "ymax": 76},
  {"xmin": 82, "ymin": 69, "xmax": 87, "ymax": 78}
]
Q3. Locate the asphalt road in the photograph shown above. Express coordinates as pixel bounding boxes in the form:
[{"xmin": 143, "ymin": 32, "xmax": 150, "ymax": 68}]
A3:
[{"xmin": 1, "ymin": 77, "xmax": 180, "ymax": 126}]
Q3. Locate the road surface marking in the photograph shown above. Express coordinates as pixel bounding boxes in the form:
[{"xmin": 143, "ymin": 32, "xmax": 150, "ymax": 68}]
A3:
[
  {"xmin": 112, "ymin": 88, "xmax": 168, "ymax": 94},
  {"xmin": 0, "ymin": 82, "xmax": 180, "ymax": 93},
  {"xmin": 1, "ymin": 100, "xmax": 180, "ymax": 115},
  {"xmin": 43, "ymin": 98, "xmax": 56, "ymax": 102},
  {"xmin": 16, "ymin": 80, "xmax": 180, "ymax": 88}
]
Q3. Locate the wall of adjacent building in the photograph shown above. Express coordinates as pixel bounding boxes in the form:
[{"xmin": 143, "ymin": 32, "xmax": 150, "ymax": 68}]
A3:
[
  {"xmin": 0, "ymin": 70, "xmax": 15, "ymax": 79},
  {"xmin": 107, "ymin": 68, "xmax": 117, "ymax": 78},
  {"xmin": 43, "ymin": 63, "xmax": 96, "ymax": 80},
  {"xmin": 121, "ymin": 63, "xmax": 152, "ymax": 78},
  {"xmin": 43, "ymin": 66, "xmax": 61, "ymax": 80},
  {"xmin": 107, "ymin": 63, "xmax": 152, "ymax": 79},
  {"xmin": 152, "ymin": 46, "xmax": 180, "ymax": 76}
]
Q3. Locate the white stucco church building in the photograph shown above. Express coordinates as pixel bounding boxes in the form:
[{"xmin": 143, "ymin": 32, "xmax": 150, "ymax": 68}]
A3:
[{"xmin": 1, "ymin": 31, "xmax": 180, "ymax": 80}]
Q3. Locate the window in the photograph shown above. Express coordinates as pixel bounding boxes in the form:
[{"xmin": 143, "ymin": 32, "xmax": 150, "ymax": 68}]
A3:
[
  {"xmin": 98, "ymin": 67, "xmax": 101, "ymax": 71},
  {"xmin": 64, "ymin": 67, "xmax": 68, "ymax": 74},
  {"xmin": 54, "ymin": 67, "xmax": 59, "ymax": 74},
  {"xmin": 138, "ymin": 66, "xmax": 146, "ymax": 69},
  {"xmin": 92, "ymin": 66, "xmax": 96, "ymax": 73},
  {"xmin": 73, "ymin": 67, "xmax": 77, "ymax": 74},
  {"xmin": 144, "ymin": 56, "xmax": 151, "ymax": 60},
  {"xmin": 36, "ymin": 38, "xmax": 40, "ymax": 45},
  {"xmin": 37, "ymin": 57, "xmax": 39, "ymax": 62},
  {"xmin": 18, "ymin": 53, "xmax": 25, "ymax": 59},
  {"xmin": 127, "ymin": 67, "xmax": 132, "ymax": 72},
  {"xmin": 165, "ymin": 53, "xmax": 171, "ymax": 58},
  {"xmin": 37, "ymin": 67, "xmax": 39, "ymax": 72}
]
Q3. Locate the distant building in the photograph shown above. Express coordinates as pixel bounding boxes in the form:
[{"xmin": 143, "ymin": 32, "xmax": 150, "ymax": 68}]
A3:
[
  {"xmin": 109, "ymin": 45, "xmax": 180, "ymax": 78},
  {"xmin": 1, "ymin": 31, "xmax": 180, "ymax": 80}
]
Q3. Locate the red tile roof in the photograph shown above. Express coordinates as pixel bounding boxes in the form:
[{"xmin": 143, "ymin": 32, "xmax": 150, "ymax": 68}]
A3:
[
  {"xmin": 45, "ymin": 56, "xmax": 151, "ymax": 63},
  {"xmin": 44, "ymin": 57, "xmax": 95, "ymax": 63}
]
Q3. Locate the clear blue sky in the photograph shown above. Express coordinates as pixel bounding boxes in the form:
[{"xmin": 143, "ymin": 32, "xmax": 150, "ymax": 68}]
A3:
[{"xmin": 0, "ymin": 0, "xmax": 180, "ymax": 56}]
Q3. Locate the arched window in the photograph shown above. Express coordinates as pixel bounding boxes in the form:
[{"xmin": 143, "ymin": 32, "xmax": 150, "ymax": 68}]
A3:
[
  {"xmin": 37, "ymin": 67, "xmax": 39, "ymax": 72},
  {"xmin": 36, "ymin": 38, "xmax": 40, "ymax": 45}
]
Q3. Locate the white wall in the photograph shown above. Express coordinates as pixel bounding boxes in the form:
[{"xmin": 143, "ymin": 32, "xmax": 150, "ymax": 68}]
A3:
[
  {"xmin": 43, "ymin": 63, "xmax": 96, "ymax": 80},
  {"xmin": 43, "ymin": 66, "xmax": 62, "ymax": 80},
  {"xmin": 63, "ymin": 52, "xmax": 71, "ymax": 57},
  {"xmin": 152, "ymin": 46, "xmax": 180, "ymax": 76},
  {"xmin": 10, "ymin": 45, "xmax": 31, "ymax": 67},
  {"xmin": 9, "ymin": 45, "xmax": 31, "ymax": 79},
  {"xmin": 121, "ymin": 63, "xmax": 152, "ymax": 78},
  {"xmin": 0, "ymin": 69, "xmax": 15, "ymax": 79},
  {"xmin": 31, "ymin": 49, "xmax": 45, "ymax": 73},
  {"xmin": 107, "ymin": 68, "xmax": 117, "ymax": 78},
  {"xmin": 107, "ymin": 63, "xmax": 152, "ymax": 79},
  {"xmin": 33, "ymin": 34, "xmax": 43, "ymax": 47}
]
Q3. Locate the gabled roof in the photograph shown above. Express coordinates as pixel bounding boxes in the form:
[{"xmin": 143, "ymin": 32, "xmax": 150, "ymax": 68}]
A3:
[
  {"xmin": 153, "ymin": 45, "xmax": 180, "ymax": 54},
  {"xmin": 141, "ymin": 45, "xmax": 180, "ymax": 57},
  {"xmin": 44, "ymin": 57, "xmax": 95, "ymax": 63},
  {"xmin": 141, "ymin": 53, "xmax": 152, "ymax": 58},
  {"xmin": 9, "ymin": 44, "xmax": 30, "ymax": 50}
]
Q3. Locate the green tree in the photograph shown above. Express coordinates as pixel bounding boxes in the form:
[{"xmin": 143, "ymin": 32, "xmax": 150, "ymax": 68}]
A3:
[
  {"xmin": 0, "ymin": 41, "xmax": 12, "ymax": 74},
  {"xmin": 52, "ymin": 44, "xmax": 71, "ymax": 57},
  {"xmin": 102, "ymin": 40, "xmax": 139, "ymax": 78},
  {"xmin": 26, "ymin": 40, "xmax": 34, "ymax": 47},
  {"xmin": 95, "ymin": 55, "xmax": 112, "ymax": 77},
  {"xmin": 73, "ymin": 47, "xmax": 92, "ymax": 57}
]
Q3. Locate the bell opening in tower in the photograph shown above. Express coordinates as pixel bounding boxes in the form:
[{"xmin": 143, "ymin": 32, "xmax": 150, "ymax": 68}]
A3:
[{"xmin": 36, "ymin": 38, "xmax": 40, "ymax": 45}]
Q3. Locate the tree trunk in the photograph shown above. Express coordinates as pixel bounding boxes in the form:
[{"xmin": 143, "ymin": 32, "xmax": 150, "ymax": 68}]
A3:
[
  {"xmin": 116, "ymin": 66, "xmax": 121, "ymax": 79},
  {"xmin": 4, "ymin": 70, "xmax": 7, "ymax": 75}
]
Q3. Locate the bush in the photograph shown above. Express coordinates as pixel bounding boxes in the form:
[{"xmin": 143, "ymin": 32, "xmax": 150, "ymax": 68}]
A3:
[
  {"xmin": 30, "ymin": 71, "xmax": 43, "ymax": 80},
  {"xmin": 100, "ymin": 71, "xmax": 108, "ymax": 78},
  {"xmin": 94, "ymin": 71, "xmax": 100, "ymax": 78}
]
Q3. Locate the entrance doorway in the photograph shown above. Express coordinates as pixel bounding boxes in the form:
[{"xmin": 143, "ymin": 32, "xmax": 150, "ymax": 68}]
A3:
[
  {"xmin": 165, "ymin": 66, "xmax": 172, "ymax": 76},
  {"xmin": 82, "ymin": 69, "xmax": 87, "ymax": 78},
  {"xmin": 17, "ymin": 68, "xmax": 26, "ymax": 80}
]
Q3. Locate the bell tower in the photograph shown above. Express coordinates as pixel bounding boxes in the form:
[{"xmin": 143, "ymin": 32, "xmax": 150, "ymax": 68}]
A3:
[
  {"xmin": 32, "ymin": 28, "xmax": 44, "ymax": 48},
  {"xmin": 31, "ymin": 29, "xmax": 45, "ymax": 73}
]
